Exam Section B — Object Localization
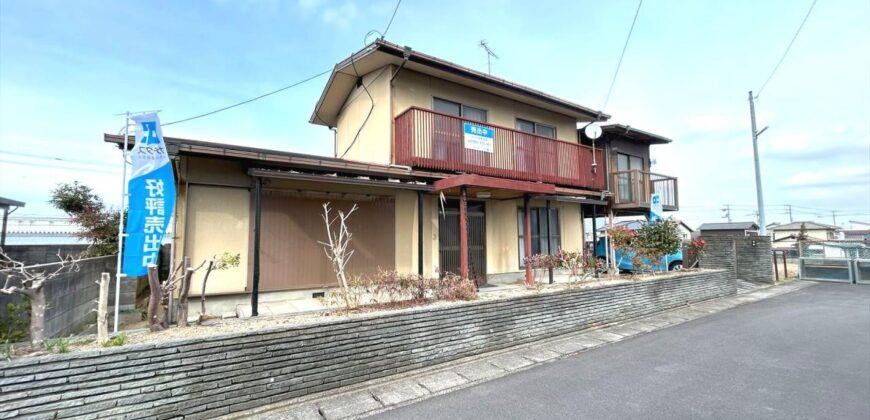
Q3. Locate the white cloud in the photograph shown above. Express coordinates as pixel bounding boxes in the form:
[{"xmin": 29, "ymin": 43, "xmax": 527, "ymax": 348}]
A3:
[
  {"xmin": 298, "ymin": 0, "xmax": 323, "ymax": 14},
  {"xmin": 321, "ymin": 1, "xmax": 357, "ymax": 28}
]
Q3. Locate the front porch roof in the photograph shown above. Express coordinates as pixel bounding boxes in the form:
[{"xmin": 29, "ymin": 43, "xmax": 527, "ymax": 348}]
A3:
[{"xmin": 433, "ymin": 174, "xmax": 555, "ymax": 199}]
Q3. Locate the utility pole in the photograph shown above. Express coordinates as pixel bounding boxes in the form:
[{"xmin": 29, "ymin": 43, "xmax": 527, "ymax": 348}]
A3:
[
  {"xmin": 722, "ymin": 204, "xmax": 732, "ymax": 223},
  {"xmin": 748, "ymin": 91, "xmax": 769, "ymax": 235},
  {"xmin": 831, "ymin": 210, "xmax": 837, "ymax": 226},
  {"xmin": 786, "ymin": 204, "xmax": 793, "ymax": 223},
  {"xmin": 479, "ymin": 40, "xmax": 499, "ymax": 75}
]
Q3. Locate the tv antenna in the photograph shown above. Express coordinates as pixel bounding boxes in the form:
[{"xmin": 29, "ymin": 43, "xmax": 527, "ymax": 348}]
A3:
[{"xmin": 479, "ymin": 40, "xmax": 499, "ymax": 75}]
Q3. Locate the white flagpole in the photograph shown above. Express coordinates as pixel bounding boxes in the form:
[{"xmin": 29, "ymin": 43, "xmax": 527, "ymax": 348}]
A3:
[{"xmin": 114, "ymin": 112, "xmax": 130, "ymax": 333}]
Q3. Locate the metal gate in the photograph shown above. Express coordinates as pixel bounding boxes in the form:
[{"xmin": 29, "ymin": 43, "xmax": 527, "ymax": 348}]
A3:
[
  {"xmin": 799, "ymin": 243, "xmax": 870, "ymax": 284},
  {"xmin": 439, "ymin": 200, "xmax": 486, "ymax": 284}
]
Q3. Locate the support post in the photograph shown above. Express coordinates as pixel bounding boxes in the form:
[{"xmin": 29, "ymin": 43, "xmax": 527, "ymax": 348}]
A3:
[
  {"xmin": 0, "ymin": 207, "xmax": 8, "ymax": 247},
  {"xmin": 417, "ymin": 190, "xmax": 424, "ymax": 276},
  {"xmin": 251, "ymin": 176, "xmax": 262, "ymax": 317},
  {"xmin": 773, "ymin": 251, "xmax": 780, "ymax": 281},
  {"xmin": 545, "ymin": 199, "xmax": 554, "ymax": 284},
  {"xmin": 782, "ymin": 252, "xmax": 788, "ymax": 279},
  {"xmin": 592, "ymin": 205, "xmax": 598, "ymax": 279},
  {"xmin": 113, "ymin": 112, "xmax": 130, "ymax": 333},
  {"xmin": 524, "ymin": 195, "xmax": 533, "ymax": 286},
  {"xmin": 459, "ymin": 186, "xmax": 469, "ymax": 280},
  {"xmin": 748, "ymin": 91, "xmax": 767, "ymax": 235}
]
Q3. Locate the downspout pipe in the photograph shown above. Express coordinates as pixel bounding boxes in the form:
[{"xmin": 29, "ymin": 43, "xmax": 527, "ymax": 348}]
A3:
[{"xmin": 252, "ymin": 176, "xmax": 262, "ymax": 317}]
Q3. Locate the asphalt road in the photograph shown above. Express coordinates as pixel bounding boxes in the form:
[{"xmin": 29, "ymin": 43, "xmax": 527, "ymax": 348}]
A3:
[{"xmin": 373, "ymin": 282, "xmax": 870, "ymax": 420}]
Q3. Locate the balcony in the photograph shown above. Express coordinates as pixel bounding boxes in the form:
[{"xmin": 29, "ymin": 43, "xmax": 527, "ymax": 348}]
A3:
[
  {"xmin": 611, "ymin": 169, "xmax": 679, "ymax": 211},
  {"xmin": 394, "ymin": 107, "xmax": 606, "ymax": 190}
]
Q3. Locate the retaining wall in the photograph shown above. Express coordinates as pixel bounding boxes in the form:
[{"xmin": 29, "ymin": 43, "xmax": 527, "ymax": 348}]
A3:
[{"xmin": 0, "ymin": 269, "xmax": 735, "ymax": 419}]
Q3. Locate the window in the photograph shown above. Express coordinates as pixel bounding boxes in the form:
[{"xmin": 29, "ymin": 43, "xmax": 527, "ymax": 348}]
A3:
[
  {"xmin": 516, "ymin": 118, "xmax": 556, "ymax": 138},
  {"xmin": 433, "ymin": 98, "xmax": 488, "ymax": 122},
  {"xmin": 433, "ymin": 98, "xmax": 461, "ymax": 116},
  {"xmin": 616, "ymin": 153, "xmax": 645, "ymax": 202},
  {"xmin": 517, "ymin": 207, "xmax": 561, "ymax": 267}
]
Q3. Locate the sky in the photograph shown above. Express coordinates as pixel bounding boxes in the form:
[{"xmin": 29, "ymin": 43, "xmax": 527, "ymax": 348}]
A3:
[{"xmin": 1, "ymin": 0, "xmax": 868, "ymax": 230}]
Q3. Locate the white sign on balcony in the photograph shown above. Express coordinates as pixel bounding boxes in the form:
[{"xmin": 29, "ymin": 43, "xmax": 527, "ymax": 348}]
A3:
[{"xmin": 463, "ymin": 122, "xmax": 493, "ymax": 153}]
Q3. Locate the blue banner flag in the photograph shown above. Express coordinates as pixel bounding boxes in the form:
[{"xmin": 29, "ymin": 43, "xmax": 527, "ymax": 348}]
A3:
[
  {"xmin": 650, "ymin": 193, "xmax": 663, "ymax": 222},
  {"xmin": 122, "ymin": 113, "xmax": 176, "ymax": 277}
]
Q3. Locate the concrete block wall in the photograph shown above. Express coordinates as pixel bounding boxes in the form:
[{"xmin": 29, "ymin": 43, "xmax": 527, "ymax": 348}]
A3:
[
  {"xmin": 699, "ymin": 235, "xmax": 775, "ymax": 284},
  {"xmin": 1, "ymin": 245, "xmax": 89, "ymax": 265},
  {"xmin": 0, "ymin": 256, "xmax": 127, "ymax": 339},
  {"xmin": 0, "ymin": 270, "xmax": 735, "ymax": 419},
  {"xmin": 735, "ymin": 236, "xmax": 774, "ymax": 283}
]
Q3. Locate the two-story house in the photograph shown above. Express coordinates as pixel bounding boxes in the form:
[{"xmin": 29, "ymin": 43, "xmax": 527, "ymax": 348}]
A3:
[{"xmin": 104, "ymin": 39, "xmax": 679, "ymax": 315}]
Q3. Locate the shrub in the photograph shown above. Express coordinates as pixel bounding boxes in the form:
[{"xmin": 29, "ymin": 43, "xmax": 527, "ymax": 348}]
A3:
[
  {"xmin": 0, "ymin": 300, "xmax": 30, "ymax": 343},
  {"xmin": 607, "ymin": 226, "xmax": 636, "ymax": 249},
  {"xmin": 633, "ymin": 219, "xmax": 683, "ymax": 273},
  {"xmin": 43, "ymin": 338, "xmax": 71, "ymax": 354},
  {"xmin": 437, "ymin": 273, "xmax": 477, "ymax": 301},
  {"xmin": 103, "ymin": 333, "xmax": 127, "ymax": 347}
]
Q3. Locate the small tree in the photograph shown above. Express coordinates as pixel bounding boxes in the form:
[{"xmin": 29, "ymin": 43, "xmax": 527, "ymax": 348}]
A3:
[
  {"xmin": 633, "ymin": 219, "xmax": 683, "ymax": 273},
  {"xmin": 0, "ymin": 249, "xmax": 80, "ymax": 346},
  {"xmin": 145, "ymin": 257, "xmax": 204, "ymax": 331},
  {"xmin": 50, "ymin": 182, "xmax": 121, "ymax": 257},
  {"xmin": 606, "ymin": 226, "xmax": 636, "ymax": 268},
  {"xmin": 198, "ymin": 252, "xmax": 241, "ymax": 322},
  {"xmin": 319, "ymin": 202, "xmax": 359, "ymax": 309}
]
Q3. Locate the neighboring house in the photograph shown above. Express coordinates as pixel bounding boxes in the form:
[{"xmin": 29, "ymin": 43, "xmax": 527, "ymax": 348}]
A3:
[
  {"xmin": 104, "ymin": 39, "xmax": 680, "ymax": 306},
  {"xmin": 843, "ymin": 221, "xmax": 870, "ymax": 243},
  {"xmin": 3, "ymin": 216, "xmax": 85, "ymax": 246},
  {"xmin": 593, "ymin": 219, "xmax": 693, "ymax": 241},
  {"xmin": 697, "ymin": 222, "xmax": 760, "ymax": 237},
  {"xmin": 770, "ymin": 221, "xmax": 840, "ymax": 248}
]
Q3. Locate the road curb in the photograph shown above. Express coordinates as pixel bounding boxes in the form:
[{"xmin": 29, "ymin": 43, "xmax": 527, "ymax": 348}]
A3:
[{"xmin": 230, "ymin": 281, "xmax": 816, "ymax": 420}]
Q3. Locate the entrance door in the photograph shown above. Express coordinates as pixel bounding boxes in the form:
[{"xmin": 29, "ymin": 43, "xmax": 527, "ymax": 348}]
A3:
[{"xmin": 439, "ymin": 200, "xmax": 487, "ymax": 285}]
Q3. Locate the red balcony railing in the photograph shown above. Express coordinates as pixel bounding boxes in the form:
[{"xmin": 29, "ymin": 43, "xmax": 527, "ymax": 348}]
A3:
[{"xmin": 394, "ymin": 107, "xmax": 605, "ymax": 190}]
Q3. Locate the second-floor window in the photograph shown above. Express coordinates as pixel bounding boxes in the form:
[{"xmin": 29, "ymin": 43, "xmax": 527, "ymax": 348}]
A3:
[
  {"xmin": 433, "ymin": 98, "xmax": 487, "ymax": 122},
  {"xmin": 516, "ymin": 118, "xmax": 556, "ymax": 138}
]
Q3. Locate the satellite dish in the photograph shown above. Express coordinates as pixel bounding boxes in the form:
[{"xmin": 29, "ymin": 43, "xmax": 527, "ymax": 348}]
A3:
[{"xmin": 584, "ymin": 123, "xmax": 602, "ymax": 140}]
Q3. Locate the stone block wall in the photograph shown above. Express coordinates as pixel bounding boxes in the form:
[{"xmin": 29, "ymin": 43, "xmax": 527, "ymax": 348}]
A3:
[{"xmin": 0, "ymin": 270, "xmax": 735, "ymax": 419}]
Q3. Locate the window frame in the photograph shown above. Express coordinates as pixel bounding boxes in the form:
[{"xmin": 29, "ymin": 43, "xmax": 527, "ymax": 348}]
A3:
[
  {"xmin": 517, "ymin": 206, "xmax": 562, "ymax": 268},
  {"xmin": 433, "ymin": 97, "xmax": 488, "ymax": 122},
  {"xmin": 515, "ymin": 118, "xmax": 557, "ymax": 139}
]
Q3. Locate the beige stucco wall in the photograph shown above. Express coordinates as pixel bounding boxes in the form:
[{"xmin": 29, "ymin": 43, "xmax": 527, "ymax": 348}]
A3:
[
  {"xmin": 486, "ymin": 200, "xmax": 520, "ymax": 273},
  {"xmin": 392, "ymin": 69, "xmax": 579, "ymax": 143},
  {"xmin": 184, "ymin": 185, "xmax": 251, "ymax": 295},
  {"xmin": 484, "ymin": 199, "xmax": 584, "ymax": 274},
  {"xmin": 334, "ymin": 65, "xmax": 393, "ymax": 164},
  {"xmin": 395, "ymin": 190, "xmax": 416, "ymax": 273}
]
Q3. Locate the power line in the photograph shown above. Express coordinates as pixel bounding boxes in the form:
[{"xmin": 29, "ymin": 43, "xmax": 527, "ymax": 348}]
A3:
[
  {"xmin": 162, "ymin": 68, "xmax": 332, "ymax": 126},
  {"xmin": 382, "ymin": 0, "xmax": 403, "ymax": 38},
  {"xmin": 601, "ymin": 0, "xmax": 643, "ymax": 112},
  {"xmin": 0, "ymin": 150, "xmax": 117, "ymax": 168},
  {"xmin": 757, "ymin": 0, "xmax": 818, "ymax": 96}
]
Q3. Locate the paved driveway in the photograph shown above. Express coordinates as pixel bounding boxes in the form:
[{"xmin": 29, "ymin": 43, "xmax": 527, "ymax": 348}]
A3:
[{"xmin": 373, "ymin": 282, "xmax": 870, "ymax": 420}]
